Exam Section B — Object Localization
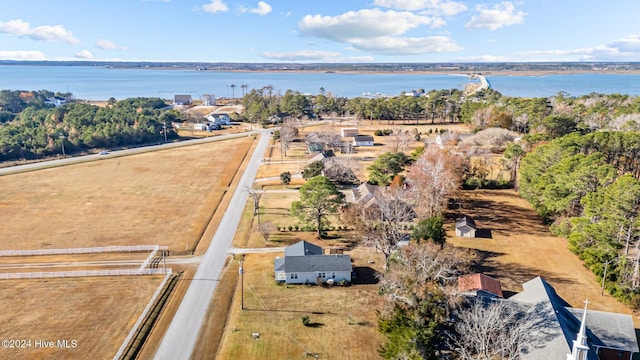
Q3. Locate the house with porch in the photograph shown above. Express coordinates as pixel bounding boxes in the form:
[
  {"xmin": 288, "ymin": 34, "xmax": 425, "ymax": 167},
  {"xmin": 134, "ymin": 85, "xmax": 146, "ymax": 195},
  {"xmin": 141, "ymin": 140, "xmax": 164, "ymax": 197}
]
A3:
[
  {"xmin": 206, "ymin": 113, "xmax": 231, "ymax": 125},
  {"xmin": 274, "ymin": 241, "xmax": 352, "ymax": 285}
]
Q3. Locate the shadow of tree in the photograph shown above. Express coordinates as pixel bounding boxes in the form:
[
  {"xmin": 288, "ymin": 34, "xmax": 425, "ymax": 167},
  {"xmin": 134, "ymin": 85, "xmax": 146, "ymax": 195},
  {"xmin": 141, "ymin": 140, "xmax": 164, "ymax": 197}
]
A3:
[{"xmin": 472, "ymin": 250, "xmax": 577, "ymax": 295}]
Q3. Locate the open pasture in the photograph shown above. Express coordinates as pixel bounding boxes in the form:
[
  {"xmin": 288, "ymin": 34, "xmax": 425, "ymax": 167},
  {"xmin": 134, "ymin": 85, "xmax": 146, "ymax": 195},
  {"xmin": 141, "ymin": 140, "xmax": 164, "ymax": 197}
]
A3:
[
  {"xmin": 0, "ymin": 275, "xmax": 164, "ymax": 360},
  {"xmin": 0, "ymin": 137, "xmax": 253, "ymax": 253}
]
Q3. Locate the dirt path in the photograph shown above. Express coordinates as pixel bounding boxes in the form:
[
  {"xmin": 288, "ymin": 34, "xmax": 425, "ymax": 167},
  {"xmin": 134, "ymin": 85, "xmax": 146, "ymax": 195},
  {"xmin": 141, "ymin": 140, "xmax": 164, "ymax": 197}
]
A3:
[{"xmin": 449, "ymin": 189, "xmax": 640, "ymax": 326}]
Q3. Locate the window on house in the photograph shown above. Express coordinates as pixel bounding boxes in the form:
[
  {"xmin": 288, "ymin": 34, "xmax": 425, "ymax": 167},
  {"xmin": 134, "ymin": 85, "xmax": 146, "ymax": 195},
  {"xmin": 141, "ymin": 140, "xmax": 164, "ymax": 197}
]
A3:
[{"xmin": 290, "ymin": 273, "xmax": 298, "ymax": 279}]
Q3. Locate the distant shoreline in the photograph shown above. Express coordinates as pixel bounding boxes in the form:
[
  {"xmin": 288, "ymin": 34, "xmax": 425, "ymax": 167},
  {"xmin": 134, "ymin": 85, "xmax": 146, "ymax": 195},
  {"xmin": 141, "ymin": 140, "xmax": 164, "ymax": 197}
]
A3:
[
  {"xmin": 121, "ymin": 67, "xmax": 640, "ymax": 77},
  {"xmin": 3, "ymin": 60, "xmax": 640, "ymax": 77}
]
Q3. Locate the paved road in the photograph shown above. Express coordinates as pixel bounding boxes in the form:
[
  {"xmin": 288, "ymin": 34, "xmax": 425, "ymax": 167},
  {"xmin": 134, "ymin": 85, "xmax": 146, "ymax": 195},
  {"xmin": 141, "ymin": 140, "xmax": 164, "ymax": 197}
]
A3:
[{"xmin": 153, "ymin": 129, "xmax": 271, "ymax": 360}]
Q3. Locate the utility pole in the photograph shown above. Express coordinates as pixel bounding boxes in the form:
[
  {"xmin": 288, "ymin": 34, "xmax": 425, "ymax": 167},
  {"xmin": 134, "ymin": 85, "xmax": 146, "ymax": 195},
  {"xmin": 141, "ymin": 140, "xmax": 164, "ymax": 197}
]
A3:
[
  {"xmin": 239, "ymin": 261, "xmax": 244, "ymax": 310},
  {"xmin": 58, "ymin": 135, "xmax": 66, "ymax": 157},
  {"xmin": 162, "ymin": 123, "xmax": 168, "ymax": 142}
]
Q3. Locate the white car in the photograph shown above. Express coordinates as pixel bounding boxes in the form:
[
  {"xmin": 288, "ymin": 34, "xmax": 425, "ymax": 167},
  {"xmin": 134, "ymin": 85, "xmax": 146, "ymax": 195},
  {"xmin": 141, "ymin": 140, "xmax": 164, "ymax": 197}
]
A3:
[{"xmin": 99, "ymin": 150, "xmax": 109, "ymax": 155}]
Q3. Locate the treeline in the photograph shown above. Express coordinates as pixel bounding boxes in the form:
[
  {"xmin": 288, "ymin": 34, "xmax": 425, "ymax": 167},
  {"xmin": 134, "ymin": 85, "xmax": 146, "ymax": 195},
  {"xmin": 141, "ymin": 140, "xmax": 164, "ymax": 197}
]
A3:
[
  {"xmin": 240, "ymin": 86, "xmax": 464, "ymax": 124},
  {"xmin": 0, "ymin": 90, "xmax": 177, "ymax": 161},
  {"xmin": 519, "ymin": 131, "xmax": 640, "ymax": 305}
]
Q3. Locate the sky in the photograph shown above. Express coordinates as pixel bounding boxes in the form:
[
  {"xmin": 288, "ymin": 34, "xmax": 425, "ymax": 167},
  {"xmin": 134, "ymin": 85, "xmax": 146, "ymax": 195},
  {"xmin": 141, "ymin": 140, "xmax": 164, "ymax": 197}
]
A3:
[{"xmin": 1, "ymin": 0, "xmax": 640, "ymax": 63}]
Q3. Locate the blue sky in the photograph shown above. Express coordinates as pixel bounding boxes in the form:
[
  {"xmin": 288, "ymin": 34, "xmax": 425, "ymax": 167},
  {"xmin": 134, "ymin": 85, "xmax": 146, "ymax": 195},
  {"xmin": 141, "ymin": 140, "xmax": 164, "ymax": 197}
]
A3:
[{"xmin": 1, "ymin": 0, "xmax": 639, "ymax": 63}]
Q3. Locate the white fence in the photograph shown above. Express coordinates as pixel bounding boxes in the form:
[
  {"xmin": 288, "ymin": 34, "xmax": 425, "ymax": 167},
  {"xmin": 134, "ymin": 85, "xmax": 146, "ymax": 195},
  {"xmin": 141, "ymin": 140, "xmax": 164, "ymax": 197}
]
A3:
[
  {"xmin": 0, "ymin": 268, "xmax": 171, "ymax": 280},
  {"xmin": 139, "ymin": 245, "xmax": 160, "ymax": 271},
  {"xmin": 0, "ymin": 245, "xmax": 167, "ymax": 257},
  {"xmin": 113, "ymin": 270, "xmax": 173, "ymax": 360}
]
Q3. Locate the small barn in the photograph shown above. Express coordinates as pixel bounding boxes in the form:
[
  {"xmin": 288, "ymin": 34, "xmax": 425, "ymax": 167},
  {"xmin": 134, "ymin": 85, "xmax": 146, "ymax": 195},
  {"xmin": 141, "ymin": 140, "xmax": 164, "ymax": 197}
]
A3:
[
  {"xmin": 353, "ymin": 135, "xmax": 374, "ymax": 146},
  {"xmin": 341, "ymin": 128, "xmax": 359, "ymax": 137},
  {"xmin": 458, "ymin": 273, "xmax": 503, "ymax": 298},
  {"xmin": 455, "ymin": 216, "xmax": 476, "ymax": 238}
]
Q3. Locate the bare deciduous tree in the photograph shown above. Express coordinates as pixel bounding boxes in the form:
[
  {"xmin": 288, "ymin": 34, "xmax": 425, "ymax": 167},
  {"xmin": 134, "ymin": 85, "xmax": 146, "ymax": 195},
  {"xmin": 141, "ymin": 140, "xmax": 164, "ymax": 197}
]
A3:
[
  {"xmin": 305, "ymin": 130, "xmax": 342, "ymax": 151},
  {"xmin": 388, "ymin": 127, "xmax": 413, "ymax": 152},
  {"xmin": 344, "ymin": 186, "xmax": 416, "ymax": 271},
  {"xmin": 450, "ymin": 299, "xmax": 538, "ymax": 360},
  {"xmin": 406, "ymin": 146, "xmax": 466, "ymax": 218},
  {"xmin": 279, "ymin": 120, "xmax": 298, "ymax": 157},
  {"xmin": 379, "ymin": 242, "xmax": 477, "ymax": 307},
  {"xmin": 246, "ymin": 186, "xmax": 263, "ymax": 224},
  {"xmin": 257, "ymin": 221, "xmax": 275, "ymax": 242},
  {"xmin": 323, "ymin": 158, "xmax": 359, "ymax": 184}
]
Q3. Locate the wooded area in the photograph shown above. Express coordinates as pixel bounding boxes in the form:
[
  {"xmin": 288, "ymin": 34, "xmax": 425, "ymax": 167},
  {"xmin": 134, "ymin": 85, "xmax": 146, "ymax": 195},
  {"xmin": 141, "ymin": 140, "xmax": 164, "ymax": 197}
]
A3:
[{"xmin": 0, "ymin": 90, "xmax": 176, "ymax": 161}]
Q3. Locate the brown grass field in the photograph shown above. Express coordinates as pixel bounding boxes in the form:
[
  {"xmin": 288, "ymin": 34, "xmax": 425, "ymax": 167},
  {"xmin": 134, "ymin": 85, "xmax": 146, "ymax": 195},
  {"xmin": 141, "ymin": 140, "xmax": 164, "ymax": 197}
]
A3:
[
  {"xmin": 0, "ymin": 136, "xmax": 255, "ymax": 359},
  {"xmin": 449, "ymin": 189, "xmax": 640, "ymax": 326},
  {"xmin": 0, "ymin": 275, "xmax": 164, "ymax": 360},
  {"xmin": 0, "ymin": 137, "xmax": 253, "ymax": 253},
  {"xmin": 216, "ymin": 249, "xmax": 385, "ymax": 360}
]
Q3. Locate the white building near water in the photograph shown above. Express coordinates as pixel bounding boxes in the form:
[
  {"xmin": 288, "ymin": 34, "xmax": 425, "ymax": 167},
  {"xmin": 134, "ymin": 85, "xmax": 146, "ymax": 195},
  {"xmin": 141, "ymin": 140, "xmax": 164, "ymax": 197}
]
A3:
[
  {"xmin": 206, "ymin": 113, "xmax": 231, "ymax": 125},
  {"xmin": 202, "ymin": 94, "xmax": 215, "ymax": 106}
]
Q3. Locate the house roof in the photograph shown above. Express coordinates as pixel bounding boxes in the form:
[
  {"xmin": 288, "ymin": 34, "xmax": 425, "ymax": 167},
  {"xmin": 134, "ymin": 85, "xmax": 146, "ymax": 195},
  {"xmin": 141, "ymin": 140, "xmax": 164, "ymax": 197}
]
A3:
[
  {"xmin": 284, "ymin": 241, "xmax": 323, "ymax": 257},
  {"xmin": 455, "ymin": 216, "xmax": 476, "ymax": 230},
  {"xmin": 306, "ymin": 150, "xmax": 335, "ymax": 165},
  {"xmin": 353, "ymin": 135, "xmax": 374, "ymax": 142},
  {"xmin": 504, "ymin": 276, "xmax": 639, "ymax": 359},
  {"xmin": 346, "ymin": 182, "xmax": 379, "ymax": 206},
  {"xmin": 281, "ymin": 254, "xmax": 352, "ymax": 273},
  {"xmin": 458, "ymin": 273, "xmax": 503, "ymax": 298}
]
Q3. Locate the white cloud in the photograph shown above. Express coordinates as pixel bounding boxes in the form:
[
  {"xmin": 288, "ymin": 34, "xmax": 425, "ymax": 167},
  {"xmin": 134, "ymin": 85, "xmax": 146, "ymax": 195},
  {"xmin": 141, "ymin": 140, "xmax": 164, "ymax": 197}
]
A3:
[
  {"xmin": 458, "ymin": 54, "xmax": 509, "ymax": 62},
  {"xmin": 465, "ymin": 2, "xmax": 525, "ymax": 31},
  {"xmin": 0, "ymin": 19, "xmax": 79, "ymax": 44},
  {"xmin": 74, "ymin": 49, "xmax": 94, "ymax": 59},
  {"xmin": 373, "ymin": 0, "xmax": 467, "ymax": 16},
  {"xmin": 260, "ymin": 50, "xmax": 377, "ymax": 62},
  {"xmin": 260, "ymin": 50, "xmax": 341, "ymax": 61},
  {"xmin": 609, "ymin": 34, "xmax": 640, "ymax": 52},
  {"xmin": 202, "ymin": 0, "xmax": 228, "ymax": 13},
  {"xmin": 0, "ymin": 50, "xmax": 46, "ymax": 60},
  {"xmin": 298, "ymin": 9, "xmax": 459, "ymax": 56},
  {"xmin": 249, "ymin": 1, "xmax": 272, "ymax": 16},
  {"xmin": 96, "ymin": 39, "xmax": 127, "ymax": 50},
  {"xmin": 299, "ymin": 9, "xmax": 434, "ymax": 42},
  {"xmin": 351, "ymin": 35, "xmax": 462, "ymax": 55}
]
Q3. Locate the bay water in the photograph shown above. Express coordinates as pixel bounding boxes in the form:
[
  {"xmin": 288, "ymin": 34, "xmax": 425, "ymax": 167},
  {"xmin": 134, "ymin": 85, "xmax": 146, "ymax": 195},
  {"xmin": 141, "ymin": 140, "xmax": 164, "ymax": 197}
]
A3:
[{"xmin": 2, "ymin": 65, "xmax": 640, "ymax": 100}]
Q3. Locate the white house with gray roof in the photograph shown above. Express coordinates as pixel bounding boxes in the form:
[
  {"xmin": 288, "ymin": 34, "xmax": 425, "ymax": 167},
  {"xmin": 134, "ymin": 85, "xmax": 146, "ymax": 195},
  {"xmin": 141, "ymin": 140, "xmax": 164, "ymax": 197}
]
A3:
[{"xmin": 274, "ymin": 241, "xmax": 352, "ymax": 285}]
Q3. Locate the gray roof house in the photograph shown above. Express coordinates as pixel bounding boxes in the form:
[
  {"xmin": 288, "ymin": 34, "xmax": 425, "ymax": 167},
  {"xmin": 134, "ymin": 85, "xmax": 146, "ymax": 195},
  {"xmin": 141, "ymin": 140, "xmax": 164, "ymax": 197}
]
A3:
[
  {"xmin": 353, "ymin": 135, "xmax": 374, "ymax": 146},
  {"xmin": 470, "ymin": 276, "xmax": 638, "ymax": 360},
  {"xmin": 274, "ymin": 241, "xmax": 352, "ymax": 285}
]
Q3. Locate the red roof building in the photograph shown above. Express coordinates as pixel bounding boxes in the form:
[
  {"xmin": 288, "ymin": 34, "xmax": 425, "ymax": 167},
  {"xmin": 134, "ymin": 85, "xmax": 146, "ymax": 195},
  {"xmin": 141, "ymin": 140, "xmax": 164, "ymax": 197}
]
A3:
[{"xmin": 458, "ymin": 273, "xmax": 503, "ymax": 298}]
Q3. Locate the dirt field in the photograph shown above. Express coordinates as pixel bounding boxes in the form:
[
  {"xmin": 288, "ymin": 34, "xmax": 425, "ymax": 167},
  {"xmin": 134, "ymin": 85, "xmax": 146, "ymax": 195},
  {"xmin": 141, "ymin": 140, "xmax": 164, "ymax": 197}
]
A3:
[
  {"xmin": 0, "ymin": 137, "xmax": 253, "ymax": 253},
  {"xmin": 449, "ymin": 189, "xmax": 640, "ymax": 325},
  {"xmin": 0, "ymin": 275, "xmax": 164, "ymax": 360}
]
